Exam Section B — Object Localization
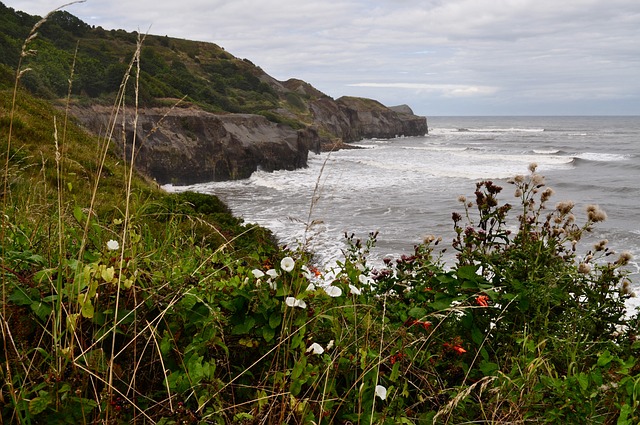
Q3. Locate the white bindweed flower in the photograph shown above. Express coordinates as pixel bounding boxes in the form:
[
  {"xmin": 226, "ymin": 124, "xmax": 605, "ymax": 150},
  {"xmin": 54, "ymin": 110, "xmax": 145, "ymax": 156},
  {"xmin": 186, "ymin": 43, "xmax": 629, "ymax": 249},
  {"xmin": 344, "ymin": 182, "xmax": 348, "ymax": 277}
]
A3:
[
  {"xmin": 269, "ymin": 280, "xmax": 277, "ymax": 290},
  {"xmin": 375, "ymin": 385, "xmax": 387, "ymax": 400},
  {"xmin": 252, "ymin": 269, "xmax": 265, "ymax": 279},
  {"xmin": 266, "ymin": 269, "xmax": 279, "ymax": 278},
  {"xmin": 349, "ymin": 284, "xmax": 362, "ymax": 295},
  {"xmin": 306, "ymin": 283, "xmax": 317, "ymax": 291},
  {"xmin": 281, "ymin": 256, "xmax": 295, "ymax": 272},
  {"xmin": 324, "ymin": 285, "xmax": 342, "ymax": 297},
  {"xmin": 106, "ymin": 239, "xmax": 119, "ymax": 251},
  {"xmin": 326, "ymin": 340, "xmax": 334, "ymax": 350},
  {"xmin": 301, "ymin": 265, "xmax": 313, "ymax": 280},
  {"xmin": 306, "ymin": 342, "xmax": 324, "ymax": 355},
  {"xmin": 358, "ymin": 274, "xmax": 374, "ymax": 286},
  {"xmin": 285, "ymin": 296, "xmax": 307, "ymax": 309}
]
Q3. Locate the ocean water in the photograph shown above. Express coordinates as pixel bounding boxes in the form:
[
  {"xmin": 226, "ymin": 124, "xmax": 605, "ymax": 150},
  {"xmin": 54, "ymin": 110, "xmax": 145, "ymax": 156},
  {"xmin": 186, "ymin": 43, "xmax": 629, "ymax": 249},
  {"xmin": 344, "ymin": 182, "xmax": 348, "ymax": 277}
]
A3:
[{"xmin": 164, "ymin": 116, "xmax": 640, "ymax": 308}]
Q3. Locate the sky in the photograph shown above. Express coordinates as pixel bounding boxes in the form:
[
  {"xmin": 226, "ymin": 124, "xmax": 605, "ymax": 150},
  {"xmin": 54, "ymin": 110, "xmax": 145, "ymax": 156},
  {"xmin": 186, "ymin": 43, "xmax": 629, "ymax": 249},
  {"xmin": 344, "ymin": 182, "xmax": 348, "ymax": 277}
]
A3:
[{"xmin": 4, "ymin": 0, "xmax": 640, "ymax": 116}]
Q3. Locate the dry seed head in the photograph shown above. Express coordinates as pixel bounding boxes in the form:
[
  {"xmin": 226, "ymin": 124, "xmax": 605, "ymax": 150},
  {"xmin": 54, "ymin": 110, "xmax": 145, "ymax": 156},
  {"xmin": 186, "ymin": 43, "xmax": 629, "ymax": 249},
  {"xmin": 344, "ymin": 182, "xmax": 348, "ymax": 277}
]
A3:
[
  {"xmin": 528, "ymin": 163, "xmax": 538, "ymax": 173},
  {"xmin": 514, "ymin": 188, "xmax": 523, "ymax": 198},
  {"xmin": 586, "ymin": 204, "xmax": 607, "ymax": 223},
  {"xmin": 457, "ymin": 195, "xmax": 466, "ymax": 203},
  {"xmin": 578, "ymin": 263, "xmax": 591, "ymax": 274},
  {"xmin": 616, "ymin": 251, "xmax": 633, "ymax": 266},
  {"xmin": 594, "ymin": 239, "xmax": 608, "ymax": 252},
  {"xmin": 555, "ymin": 201, "xmax": 575, "ymax": 215},
  {"xmin": 540, "ymin": 187, "xmax": 555, "ymax": 203},
  {"xmin": 531, "ymin": 174, "xmax": 545, "ymax": 186}
]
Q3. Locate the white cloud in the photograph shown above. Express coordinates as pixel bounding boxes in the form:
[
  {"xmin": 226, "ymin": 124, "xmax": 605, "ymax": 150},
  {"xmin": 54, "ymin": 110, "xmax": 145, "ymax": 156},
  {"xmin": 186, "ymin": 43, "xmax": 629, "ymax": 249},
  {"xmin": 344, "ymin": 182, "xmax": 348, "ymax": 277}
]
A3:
[
  {"xmin": 348, "ymin": 83, "xmax": 499, "ymax": 97},
  {"xmin": 4, "ymin": 0, "xmax": 640, "ymax": 115}
]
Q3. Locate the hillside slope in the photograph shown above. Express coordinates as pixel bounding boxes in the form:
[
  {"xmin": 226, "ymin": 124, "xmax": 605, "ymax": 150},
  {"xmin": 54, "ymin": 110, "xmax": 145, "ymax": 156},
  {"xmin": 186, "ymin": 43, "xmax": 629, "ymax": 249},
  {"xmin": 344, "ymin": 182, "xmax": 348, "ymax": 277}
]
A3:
[{"xmin": 0, "ymin": 2, "xmax": 427, "ymax": 183}]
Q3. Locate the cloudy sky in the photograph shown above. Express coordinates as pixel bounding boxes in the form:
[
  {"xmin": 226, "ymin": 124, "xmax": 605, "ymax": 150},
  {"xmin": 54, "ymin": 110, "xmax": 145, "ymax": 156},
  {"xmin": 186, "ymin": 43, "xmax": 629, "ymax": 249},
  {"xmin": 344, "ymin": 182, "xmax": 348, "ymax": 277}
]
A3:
[{"xmin": 5, "ymin": 0, "xmax": 640, "ymax": 116}]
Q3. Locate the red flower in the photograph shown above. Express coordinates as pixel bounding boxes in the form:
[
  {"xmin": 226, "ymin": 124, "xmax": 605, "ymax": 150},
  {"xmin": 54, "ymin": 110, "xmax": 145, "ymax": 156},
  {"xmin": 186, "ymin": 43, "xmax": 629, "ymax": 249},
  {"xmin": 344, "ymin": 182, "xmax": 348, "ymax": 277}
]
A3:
[
  {"xmin": 452, "ymin": 345, "xmax": 467, "ymax": 354},
  {"xmin": 405, "ymin": 319, "xmax": 432, "ymax": 330},
  {"xmin": 476, "ymin": 295, "xmax": 489, "ymax": 307},
  {"xmin": 390, "ymin": 352, "xmax": 405, "ymax": 364}
]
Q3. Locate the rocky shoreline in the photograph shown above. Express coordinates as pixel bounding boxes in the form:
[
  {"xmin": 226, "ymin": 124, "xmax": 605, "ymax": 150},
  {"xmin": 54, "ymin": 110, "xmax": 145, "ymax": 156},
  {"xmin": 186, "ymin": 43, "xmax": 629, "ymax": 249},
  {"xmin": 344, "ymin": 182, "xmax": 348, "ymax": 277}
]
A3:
[{"xmin": 70, "ymin": 95, "xmax": 427, "ymax": 185}]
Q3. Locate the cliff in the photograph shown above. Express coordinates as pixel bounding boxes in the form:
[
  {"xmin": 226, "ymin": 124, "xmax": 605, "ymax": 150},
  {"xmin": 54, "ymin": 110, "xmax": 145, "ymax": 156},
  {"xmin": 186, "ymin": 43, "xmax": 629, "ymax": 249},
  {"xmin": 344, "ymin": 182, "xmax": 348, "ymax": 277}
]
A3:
[
  {"xmin": 0, "ymin": 5, "xmax": 428, "ymax": 184},
  {"xmin": 69, "ymin": 105, "xmax": 321, "ymax": 185}
]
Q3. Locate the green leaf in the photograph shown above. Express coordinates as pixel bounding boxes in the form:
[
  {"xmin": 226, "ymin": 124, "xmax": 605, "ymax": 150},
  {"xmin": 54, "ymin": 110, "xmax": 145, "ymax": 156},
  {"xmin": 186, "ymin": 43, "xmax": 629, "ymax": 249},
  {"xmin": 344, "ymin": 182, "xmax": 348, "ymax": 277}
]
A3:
[
  {"xmin": 29, "ymin": 392, "xmax": 51, "ymax": 416},
  {"xmin": 81, "ymin": 299, "xmax": 95, "ymax": 319},
  {"xmin": 269, "ymin": 312, "xmax": 281, "ymax": 329},
  {"xmin": 232, "ymin": 317, "xmax": 256, "ymax": 335},
  {"xmin": 408, "ymin": 307, "xmax": 427, "ymax": 319},
  {"xmin": 31, "ymin": 301, "xmax": 52, "ymax": 321},
  {"xmin": 262, "ymin": 326, "xmax": 275, "ymax": 342},
  {"xmin": 9, "ymin": 286, "xmax": 37, "ymax": 306}
]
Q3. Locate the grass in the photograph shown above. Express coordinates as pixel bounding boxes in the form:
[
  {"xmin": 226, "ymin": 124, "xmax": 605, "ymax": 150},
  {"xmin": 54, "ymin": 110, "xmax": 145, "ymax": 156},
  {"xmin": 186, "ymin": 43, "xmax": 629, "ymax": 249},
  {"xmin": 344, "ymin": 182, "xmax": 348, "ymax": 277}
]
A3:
[{"xmin": 2, "ymin": 7, "xmax": 640, "ymax": 425}]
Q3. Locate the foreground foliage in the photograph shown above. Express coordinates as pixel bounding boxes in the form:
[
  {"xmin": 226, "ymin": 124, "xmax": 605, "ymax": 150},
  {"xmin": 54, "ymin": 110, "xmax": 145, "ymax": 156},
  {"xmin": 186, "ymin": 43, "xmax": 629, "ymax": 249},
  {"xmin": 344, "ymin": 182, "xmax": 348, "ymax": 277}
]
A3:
[{"xmin": 2, "ymin": 5, "xmax": 639, "ymax": 424}]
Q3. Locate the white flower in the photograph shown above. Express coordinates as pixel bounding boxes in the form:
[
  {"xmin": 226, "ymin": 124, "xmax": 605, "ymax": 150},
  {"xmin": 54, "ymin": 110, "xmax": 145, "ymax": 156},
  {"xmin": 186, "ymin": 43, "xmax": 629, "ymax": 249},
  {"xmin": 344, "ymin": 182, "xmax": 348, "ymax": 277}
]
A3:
[
  {"xmin": 375, "ymin": 385, "xmax": 387, "ymax": 400},
  {"xmin": 269, "ymin": 280, "xmax": 277, "ymax": 290},
  {"xmin": 326, "ymin": 340, "xmax": 334, "ymax": 350},
  {"xmin": 358, "ymin": 274, "xmax": 374, "ymax": 286},
  {"xmin": 106, "ymin": 239, "xmax": 119, "ymax": 251},
  {"xmin": 306, "ymin": 342, "xmax": 324, "ymax": 355},
  {"xmin": 280, "ymin": 257, "xmax": 295, "ymax": 272},
  {"xmin": 324, "ymin": 285, "xmax": 342, "ymax": 297},
  {"xmin": 266, "ymin": 269, "xmax": 279, "ymax": 278},
  {"xmin": 349, "ymin": 284, "xmax": 362, "ymax": 295},
  {"xmin": 306, "ymin": 283, "xmax": 317, "ymax": 291},
  {"xmin": 301, "ymin": 265, "xmax": 313, "ymax": 280},
  {"xmin": 252, "ymin": 269, "xmax": 265, "ymax": 279},
  {"xmin": 284, "ymin": 296, "xmax": 307, "ymax": 309}
]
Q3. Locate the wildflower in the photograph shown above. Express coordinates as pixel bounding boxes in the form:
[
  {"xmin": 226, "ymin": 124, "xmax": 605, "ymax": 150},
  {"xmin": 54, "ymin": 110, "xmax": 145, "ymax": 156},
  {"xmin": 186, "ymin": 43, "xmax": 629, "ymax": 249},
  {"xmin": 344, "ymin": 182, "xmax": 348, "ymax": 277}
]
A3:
[
  {"xmin": 301, "ymin": 265, "xmax": 313, "ymax": 280},
  {"xmin": 252, "ymin": 269, "xmax": 265, "ymax": 279},
  {"xmin": 556, "ymin": 200, "xmax": 575, "ymax": 215},
  {"xmin": 528, "ymin": 162, "xmax": 538, "ymax": 173},
  {"xmin": 374, "ymin": 385, "xmax": 387, "ymax": 400},
  {"xmin": 285, "ymin": 297, "xmax": 307, "ymax": 309},
  {"xmin": 358, "ymin": 274, "xmax": 374, "ymax": 286},
  {"xmin": 540, "ymin": 187, "xmax": 555, "ymax": 203},
  {"xmin": 514, "ymin": 188, "xmax": 523, "ymax": 198},
  {"xmin": 324, "ymin": 286, "xmax": 342, "ymax": 297},
  {"xmin": 106, "ymin": 239, "xmax": 120, "ymax": 251},
  {"xmin": 306, "ymin": 283, "xmax": 317, "ymax": 291},
  {"xmin": 406, "ymin": 319, "xmax": 432, "ymax": 330},
  {"xmin": 616, "ymin": 251, "xmax": 633, "ymax": 266},
  {"xmin": 453, "ymin": 345, "xmax": 467, "ymax": 354},
  {"xmin": 266, "ymin": 269, "xmax": 279, "ymax": 278},
  {"xmin": 531, "ymin": 173, "xmax": 545, "ymax": 186},
  {"xmin": 578, "ymin": 263, "xmax": 591, "ymax": 274},
  {"xmin": 326, "ymin": 340, "xmax": 334, "ymax": 350},
  {"xmin": 349, "ymin": 284, "xmax": 362, "ymax": 295},
  {"xmin": 457, "ymin": 195, "xmax": 466, "ymax": 203},
  {"xmin": 586, "ymin": 204, "xmax": 607, "ymax": 223},
  {"xmin": 269, "ymin": 280, "xmax": 277, "ymax": 291},
  {"xmin": 390, "ymin": 352, "xmax": 405, "ymax": 365},
  {"xmin": 476, "ymin": 295, "xmax": 490, "ymax": 307},
  {"xmin": 594, "ymin": 239, "xmax": 608, "ymax": 252},
  {"xmin": 280, "ymin": 256, "xmax": 295, "ymax": 272},
  {"xmin": 306, "ymin": 342, "xmax": 324, "ymax": 355}
]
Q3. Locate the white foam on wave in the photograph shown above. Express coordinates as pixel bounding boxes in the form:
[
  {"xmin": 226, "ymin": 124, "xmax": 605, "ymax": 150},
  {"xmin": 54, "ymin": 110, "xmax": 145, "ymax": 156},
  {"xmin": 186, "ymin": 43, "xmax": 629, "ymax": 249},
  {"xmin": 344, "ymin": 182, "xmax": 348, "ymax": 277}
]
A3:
[
  {"xmin": 577, "ymin": 152, "xmax": 629, "ymax": 162},
  {"xmin": 534, "ymin": 149, "xmax": 561, "ymax": 154}
]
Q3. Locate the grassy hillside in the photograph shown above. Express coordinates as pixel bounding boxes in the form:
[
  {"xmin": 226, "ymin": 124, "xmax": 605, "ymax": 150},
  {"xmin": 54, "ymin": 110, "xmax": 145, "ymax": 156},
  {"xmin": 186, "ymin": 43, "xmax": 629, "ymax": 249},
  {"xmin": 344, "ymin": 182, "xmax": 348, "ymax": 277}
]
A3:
[{"xmin": 0, "ymin": 2, "xmax": 314, "ymax": 126}]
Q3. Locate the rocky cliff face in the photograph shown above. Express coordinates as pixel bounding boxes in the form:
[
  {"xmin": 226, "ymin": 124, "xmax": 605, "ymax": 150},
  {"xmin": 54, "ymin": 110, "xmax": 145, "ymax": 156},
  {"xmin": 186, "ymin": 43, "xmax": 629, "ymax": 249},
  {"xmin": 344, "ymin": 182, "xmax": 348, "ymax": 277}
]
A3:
[
  {"xmin": 70, "ymin": 105, "xmax": 320, "ymax": 185},
  {"xmin": 70, "ymin": 87, "xmax": 427, "ymax": 185}
]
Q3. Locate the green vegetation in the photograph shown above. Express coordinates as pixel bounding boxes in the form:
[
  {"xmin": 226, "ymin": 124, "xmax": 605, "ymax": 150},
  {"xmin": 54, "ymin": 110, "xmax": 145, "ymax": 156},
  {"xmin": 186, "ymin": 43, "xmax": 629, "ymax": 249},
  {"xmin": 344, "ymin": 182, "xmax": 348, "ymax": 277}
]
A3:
[
  {"xmin": 0, "ymin": 2, "xmax": 303, "ymax": 121},
  {"xmin": 2, "ymin": 3, "xmax": 639, "ymax": 424}
]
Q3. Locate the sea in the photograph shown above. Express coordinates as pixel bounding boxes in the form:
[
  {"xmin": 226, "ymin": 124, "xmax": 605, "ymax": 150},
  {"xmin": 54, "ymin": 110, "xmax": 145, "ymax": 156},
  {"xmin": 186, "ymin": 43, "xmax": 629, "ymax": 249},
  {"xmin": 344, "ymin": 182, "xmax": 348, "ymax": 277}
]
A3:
[{"xmin": 164, "ymin": 116, "xmax": 640, "ymax": 311}]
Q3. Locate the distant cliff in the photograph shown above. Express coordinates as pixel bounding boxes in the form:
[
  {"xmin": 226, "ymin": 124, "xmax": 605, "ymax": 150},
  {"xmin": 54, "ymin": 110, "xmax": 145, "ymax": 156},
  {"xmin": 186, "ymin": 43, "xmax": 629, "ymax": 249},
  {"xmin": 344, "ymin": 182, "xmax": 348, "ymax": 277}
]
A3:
[{"xmin": 0, "ymin": 4, "xmax": 427, "ymax": 184}]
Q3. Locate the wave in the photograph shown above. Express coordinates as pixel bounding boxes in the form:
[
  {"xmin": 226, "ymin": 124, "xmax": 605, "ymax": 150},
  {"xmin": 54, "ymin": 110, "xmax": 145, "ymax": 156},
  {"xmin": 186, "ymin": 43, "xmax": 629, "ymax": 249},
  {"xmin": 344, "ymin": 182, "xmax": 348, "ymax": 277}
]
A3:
[
  {"xmin": 533, "ymin": 149, "xmax": 561, "ymax": 154},
  {"xmin": 456, "ymin": 127, "xmax": 545, "ymax": 133},
  {"xmin": 576, "ymin": 152, "xmax": 630, "ymax": 162}
]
